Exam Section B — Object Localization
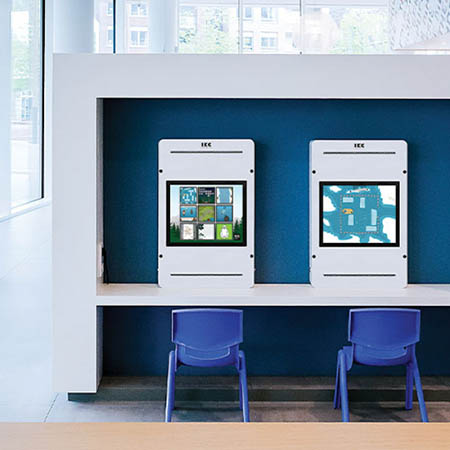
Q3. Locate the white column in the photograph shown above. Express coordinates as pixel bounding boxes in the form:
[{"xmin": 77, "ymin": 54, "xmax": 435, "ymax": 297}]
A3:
[
  {"xmin": 54, "ymin": 0, "xmax": 94, "ymax": 53},
  {"xmin": 115, "ymin": 0, "xmax": 126, "ymax": 53},
  {"xmin": 0, "ymin": 0, "xmax": 12, "ymax": 217},
  {"xmin": 148, "ymin": 0, "xmax": 178, "ymax": 53}
]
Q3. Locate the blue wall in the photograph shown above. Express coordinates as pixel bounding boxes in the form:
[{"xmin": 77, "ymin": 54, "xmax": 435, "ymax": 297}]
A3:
[
  {"xmin": 103, "ymin": 306, "xmax": 450, "ymax": 376},
  {"xmin": 103, "ymin": 99, "xmax": 450, "ymax": 376}
]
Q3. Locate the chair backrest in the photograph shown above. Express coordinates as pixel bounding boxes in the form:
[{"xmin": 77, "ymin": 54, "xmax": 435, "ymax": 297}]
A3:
[
  {"xmin": 348, "ymin": 308, "xmax": 420, "ymax": 349},
  {"xmin": 172, "ymin": 309, "xmax": 243, "ymax": 350}
]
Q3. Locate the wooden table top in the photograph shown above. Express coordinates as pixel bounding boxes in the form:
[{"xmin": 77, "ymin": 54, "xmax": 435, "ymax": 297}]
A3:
[{"xmin": 1, "ymin": 423, "xmax": 449, "ymax": 450}]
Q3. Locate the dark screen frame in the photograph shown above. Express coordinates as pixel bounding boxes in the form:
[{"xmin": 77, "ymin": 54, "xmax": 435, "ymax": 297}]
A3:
[
  {"xmin": 166, "ymin": 180, "xmax": 247, "ymax": 247},
  {"xmin": 319, "ymin": 181, "xmax": 400, "ymax": 247}
]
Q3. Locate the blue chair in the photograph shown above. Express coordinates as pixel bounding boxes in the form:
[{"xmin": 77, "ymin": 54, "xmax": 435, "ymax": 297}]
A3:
[
  {"xmin": 165, "ymin": 308, "xmax": 249, "ymax": 422},
  {"xmin": 334, "ymin": 308, "xmax": 428, "ymax": 422}
]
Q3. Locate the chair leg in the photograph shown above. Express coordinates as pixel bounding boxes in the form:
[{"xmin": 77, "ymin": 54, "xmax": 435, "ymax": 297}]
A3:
[
  {"xmin": 333, "ymin": 354, "xmax": 341, "ymax": 409},
  {"xmin": 413, "ymin": 360, "xmax": 429, "ymax": 423},
  {"xmin": 405, "ymin": 362, "xmax": 413, "ymax": 411},
  {"xmin": 165, "ymin": 351, "xmax": 176, "ymax": 423},
  {"xmin": 338, "ymin": 350, "xmax": 350, "ymax": 422},
  {"xmin": 239, "ymin": 372, "xmax": 243, "ymax": 410},
  {"xmin": 239, "ymin": 351, "xmax": 250, "ymax": 422}
]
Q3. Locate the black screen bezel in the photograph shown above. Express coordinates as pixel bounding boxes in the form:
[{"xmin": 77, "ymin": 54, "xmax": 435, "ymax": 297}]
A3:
[
  {"xmin": 319, "ymin": 181, "xmax": 400, "ymax": 247},
  {"xmin": 166, "ymin": 180, "xmax": 247, "ymax": 247}
]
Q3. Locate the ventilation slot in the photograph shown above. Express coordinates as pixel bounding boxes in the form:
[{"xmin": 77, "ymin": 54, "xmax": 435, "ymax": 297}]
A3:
[
  {"xmin": 170, "ymin": 273, "xmax": 243, "ymax": 277},
  {"xmin": 170, "ymin": 150, "xmax": 243, "ymax": 154},
  {"xmin": 324, "ymin": 273, "xmax": 396, "ymax": 277},
  {"xmin": 323, "ymin": 151, "xmax": 396, "ymax": 155}
]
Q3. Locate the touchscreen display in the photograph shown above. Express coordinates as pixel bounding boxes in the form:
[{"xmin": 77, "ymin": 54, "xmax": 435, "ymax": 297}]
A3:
[
  {"xmin": 320, "ymin": 182, "xmax": 399, "ymax": 246},
  {"xmin": 167, "ymin": 181, "xmax": 246, "ymax": 246}
]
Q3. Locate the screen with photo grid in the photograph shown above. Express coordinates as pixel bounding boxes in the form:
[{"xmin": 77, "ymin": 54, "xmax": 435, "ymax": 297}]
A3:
[{"xmin": 166, "ymin": 181, "xmax": 247, "ymax": 246}]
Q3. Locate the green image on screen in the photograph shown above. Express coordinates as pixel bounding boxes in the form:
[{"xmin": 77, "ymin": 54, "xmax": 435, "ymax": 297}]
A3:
[
  {"xmin": 199, "ymin": 205, "xmax": 215, "ymax": 222},
  {"xmin": 167, "ymin": 181, "xmax": 246, "ymax": 246},
  {"xmin": 216, "ymin": 223, "xmax": 233, "ymax": 240}
]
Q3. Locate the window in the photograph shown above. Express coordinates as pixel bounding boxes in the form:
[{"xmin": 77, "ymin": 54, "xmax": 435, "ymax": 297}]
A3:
[
  {"xmin": 107, "ymin": 27, "xmax": 113, "ymax": 47},
  {"xmin": 94, "ymin": 0, "xmax": 114, "ymax": 53},
  {"xmin": 179, "ymin": 6, "xmax": 197, "ymax": 33},
  {"xmin": 261, "ymin": 32, "xmax": 278, "ymax": 50},
  {"xmin": 20, "ymin": 96, "xmax": 32, "ymax": 121},
  {"xmin": 242, "ymin": 2, "xmax": 300, "ymax": 54},
  {"xmin": 303, "ymin": 4, "xmax": 390, "ymax": 54},
  {"xmin": 130, "ymin": 29, "xmax": 147, "ymax": 47},
  {"xmin": 244, "ymin": 7, "xmax": 252, "ymax": 19},
  {"xmin": 124, "ymin": 1, "xmax": 150, "ymax": 52},
  {"xmin": 261, "ymin": 7, "xmax": 276, "ymax": 22},
  {"xmin": 8, "ymin": 0, "xmax": 44, "ymax": 210},
  {"xmin": 99, "ymin": 0, "xmax": 450, "ymax": 55},
  {"xmin": 178, "ymin": 1, "xmax": 239, "ymax": 54},
  {"xmin": 130, "ymin": 2, "xmax": 147, "ymax": 17},
  {"xmin": 243, "ymin": 32, "xmax": 253, "ymax": 51}
]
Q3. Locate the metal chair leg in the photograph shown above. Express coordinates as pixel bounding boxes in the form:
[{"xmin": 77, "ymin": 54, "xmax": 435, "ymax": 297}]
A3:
[
  {"xmin": 165, "ymin": 351, "xmax": 176, "ymax": 422},
  {"xmin": 334, "ymin": 355, "xmax": 341, "ymax": 409},
  {"xmin": 413, "ymin": 360, "xmax": 429, "ymax": 422},
  {"xmin": 338, "ymin": 350, "xmax": 350, "ymax": 422},
  {"xmin": 405, "ymin": 362, "xmax": 413, "ymax": 410},
  {"xmin": 239, "ymin": 351, "xmax": 250, "ymax": 422}
]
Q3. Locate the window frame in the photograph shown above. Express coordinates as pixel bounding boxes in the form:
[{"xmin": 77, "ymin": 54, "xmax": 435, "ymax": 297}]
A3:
[
  {"xmin": 243, "ymin": 6, "xmax": 253, "ymax": 20},
  {"xmin": 9, "ymin": 0, "xmax": 46, "ymax": 209},
  {"xmin": 107, "ymin": 1, "xmax": 446, "ymax": 56},
  {"xmin": 261, "ymin": 32, "xmax": 278, "ymax": 50},
  {"xmin": 129, "ymin": 1, "xmax": 148, "ymax": 17},
  {"xmin": 129, "ymin": 27, "xmax": 148, "ymax": 47}
]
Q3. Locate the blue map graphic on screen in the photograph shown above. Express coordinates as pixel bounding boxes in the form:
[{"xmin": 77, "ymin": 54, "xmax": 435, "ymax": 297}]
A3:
[
  {"xmin": 216, "ymin": 205, "xmax": 233, "ymax": 222},
  {"xmin": 322, "ymin": 184, "xmax": 397, "ymax": 244},
  {"xmin": 180, "ymin": 187, "xmax": 197, "ymax": 204}
]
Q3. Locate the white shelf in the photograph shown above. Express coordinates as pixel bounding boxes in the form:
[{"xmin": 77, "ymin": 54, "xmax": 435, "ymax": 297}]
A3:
[{"xmin": 96, "ymin": 283, "xmax": 450, "ymax": 307}]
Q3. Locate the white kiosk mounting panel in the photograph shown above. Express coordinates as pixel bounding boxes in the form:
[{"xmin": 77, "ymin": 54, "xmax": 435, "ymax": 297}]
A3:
[
  {"xmin": 158, "ymin": 139, "xmax": 255, "ymax": 288},
  {"xmin": 310, "ymin": 140, "xmax": 408, "ymax": 289}
]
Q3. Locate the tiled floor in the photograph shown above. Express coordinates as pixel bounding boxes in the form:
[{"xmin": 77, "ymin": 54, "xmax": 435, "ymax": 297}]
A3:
[
  {"xmin": 0, "ymin": 206, "xmax": 54, "ymax": 421},
  {"xmin": 45, "ymin": 399, "xmax": 450, "ymax": 423},
  {"xmin": 1, "ymin": 205, "xmax": 450, "ymax": 423}
]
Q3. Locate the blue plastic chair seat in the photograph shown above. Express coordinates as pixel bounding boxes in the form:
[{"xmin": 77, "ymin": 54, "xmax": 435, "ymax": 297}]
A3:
[
  {"xmin": 334, "ymin": 309, "xmax": 428, "ymax": 422},
  {"xmin": 177, "ymin": 344, "xmax": 239, "ymax": 367},
  {"xmin": 165, "ymin": 309, "xmax": 249, "ymax": 422}
]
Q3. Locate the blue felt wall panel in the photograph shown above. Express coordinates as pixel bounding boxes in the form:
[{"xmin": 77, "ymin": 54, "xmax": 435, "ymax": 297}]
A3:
[
  {"xmin": 103, "ymin": 99, "xmax": 450, "ymax": 284},
  {"xmin": 103, "ymin": 306, "xmax": 450, "ymax": 376},
  {"xmin": 102, "ymin": 99, "xmax": 450, "ymax": 376}
]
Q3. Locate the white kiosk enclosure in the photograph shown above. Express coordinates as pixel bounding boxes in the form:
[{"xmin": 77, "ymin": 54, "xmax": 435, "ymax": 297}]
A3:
[
  {"xmin": 158, "ymin": 139, "xmax": 255, "ymax": 288},
  {"xmin": 310, "ymin": 140, "xmax": 408, "ymax": 289}
]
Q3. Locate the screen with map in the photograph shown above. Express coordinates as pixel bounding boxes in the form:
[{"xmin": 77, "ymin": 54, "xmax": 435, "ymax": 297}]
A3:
[
  {"xmin": 320, "ymin": 182, "xmax": 399, "ymax": 247},
  {"xmin": 167, "ymin": 181, "xmax": 246, "ymax": 246}
]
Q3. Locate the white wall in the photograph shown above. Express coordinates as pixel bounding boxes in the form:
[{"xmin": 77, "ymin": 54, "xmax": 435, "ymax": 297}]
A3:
[{"xmin": 52, "ymin": 54, "xmax": 450, "ymax": 393}]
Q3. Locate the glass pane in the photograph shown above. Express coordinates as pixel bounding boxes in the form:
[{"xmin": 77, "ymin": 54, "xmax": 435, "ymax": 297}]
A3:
[
  {"xmin": 242, "ymin": 2, "xmax": 301, "ymax": 54},
  {"xmin": 390, "ymin": 0, "xmax": 450, "ymax": 52},
  {"xmin": 94, "ymin": 0, "xmax": 114, "ymax": 53},
  {"xmin": 10, "ymin": 0, "xmax": 43, "ymax": 208},
  {"xmin": 303, "ymin": 6, "xmax": 390, "ymax": 54},
  {"xmin": 178, "ymin": 1, "xmax": 239, "ymax": 54},
  {"xmin": 124, "ymin": 0, "xmax": 151, "ymax": 53}
]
